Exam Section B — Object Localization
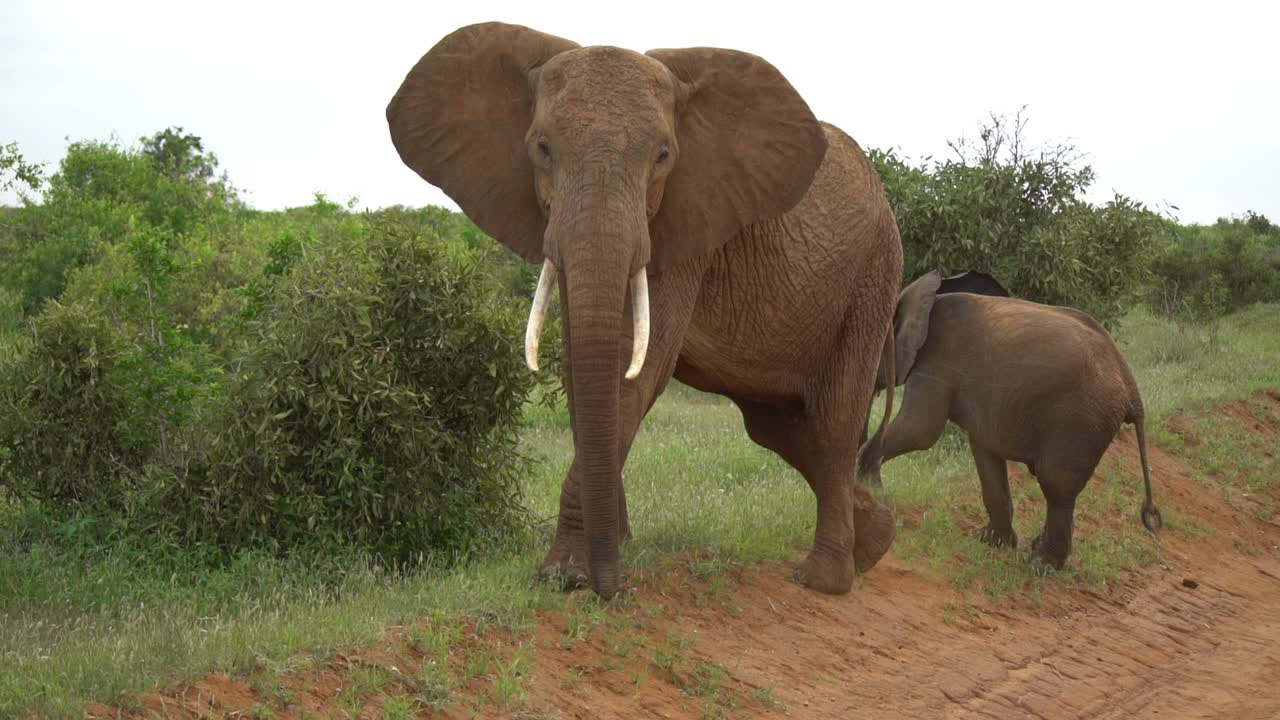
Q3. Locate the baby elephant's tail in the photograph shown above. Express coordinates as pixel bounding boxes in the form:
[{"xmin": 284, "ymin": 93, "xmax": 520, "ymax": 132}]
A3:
[
  {"xmin": 1130, "ymin": 405, "xmax": 1163, "ymax": 533},
  {"xmin": 862, "ymin": 321, "xmax": 896, "ymax": 464}
]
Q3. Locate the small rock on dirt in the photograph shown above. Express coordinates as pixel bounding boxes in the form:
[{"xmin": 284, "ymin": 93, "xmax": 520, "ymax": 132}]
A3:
[{"xmin": 1182, "ymin": 578, "xmax": 1200, "ymax": 589}]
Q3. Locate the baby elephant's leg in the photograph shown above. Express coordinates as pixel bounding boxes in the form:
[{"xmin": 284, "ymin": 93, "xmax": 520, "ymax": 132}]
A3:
[
  {"xmin": 1030, "ymin": 468, "xmax": 1088, "ymax": 569},
  {"xmin": 969, "ymin": 439, "xmax": 1017, "ymax": 548},
  {"xmin": 858, "ymin": 376, "xmax": 950, "ymax": 486}
]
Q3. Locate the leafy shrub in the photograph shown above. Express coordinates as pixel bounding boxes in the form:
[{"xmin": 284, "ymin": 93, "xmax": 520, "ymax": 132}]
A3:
[
  {"xmin": 0, "ymin": 301, "xmax": 141, "ymax": 508},
  {"xmin": 1, "ymin": 129, "xmax": 236, "ymax": 318},
  {"xmin": 871, "ymin": 109, "xmax": 1161, "ymax": 326},
  {"xmin": 56, "ymin": 221, "xmax": 228, "ymax": 468},
  {"xmin": 1, "ymin": 140, "xmax": 44, "ymax": 195},
  {"xmin": 1150, "ymin": 214, "xmax": 1280, "ymax": 321},
  {"xmin": 0, "ymin": 286, "xmax": 21, "ymax": 335},
  {"xmin": 179, "ymin": 217, "xmax": 541, "ymax": 560}
]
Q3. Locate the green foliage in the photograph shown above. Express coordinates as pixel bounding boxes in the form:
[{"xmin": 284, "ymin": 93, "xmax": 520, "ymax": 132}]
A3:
[
  {"xmin": 0, "ymin": 211, "xmax": 227, "ymax": 509},
  {"xmin": 0, "ymin": 140, "xmax": 44, "ymax": 193},
  {"xmin": 1149, "ymin": 212, "xmax": 1280, "ymax": 324},
  {"xmin": 871, "ymin": 109, "xmax": 1161, "ymax": 326},
  {"xmin": 106, "ymin": 222, "xmax": 225, "ymax": 458},
  {"xmin": 184, "ymin": 217, "xmax": 540, "ymax": 560},
  {"xmin": 1, "ymin": 131, "xmax": 554, "ymax": 565},
  {"xmin": 0, "ymin": 128, "xmax": 236, "ymax": 318},
  {"xmin": 0, "ymin": 301, "xmax": 141, "ymax": 508},
  {"xmin": 1243, "ymin": 210, "xmax": 1275, "ymax": 237}
]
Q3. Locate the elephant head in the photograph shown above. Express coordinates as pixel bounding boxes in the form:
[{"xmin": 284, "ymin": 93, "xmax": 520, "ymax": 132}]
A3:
[
  {"xmin": 876, "ymin": 270, "xmax": 1009, "ymax": 389},
  {"xmin": 386, "ymin": 22, "xmax": 827, "ymax": 598}
]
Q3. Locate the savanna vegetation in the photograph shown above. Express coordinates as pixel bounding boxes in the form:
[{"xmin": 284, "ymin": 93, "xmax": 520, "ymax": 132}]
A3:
[{"xmin": 1, "ymin": 114, "xmax": 1278, "ymax": 718}]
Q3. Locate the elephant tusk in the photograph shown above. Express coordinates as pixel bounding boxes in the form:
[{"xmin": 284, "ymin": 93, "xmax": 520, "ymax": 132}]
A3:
[
  {"xmin": 625, "ymin": 268, "xmax": 650, "ymax": 381},
  {"xmin": 524, "ymin": 260, "xmax": 558, "ymax": 372}
]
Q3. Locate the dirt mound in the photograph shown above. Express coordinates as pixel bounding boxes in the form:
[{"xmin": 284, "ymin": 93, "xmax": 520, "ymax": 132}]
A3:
[{"xmin": 86, "ymin": 392, "xmax": 1280, "ymax": 720}]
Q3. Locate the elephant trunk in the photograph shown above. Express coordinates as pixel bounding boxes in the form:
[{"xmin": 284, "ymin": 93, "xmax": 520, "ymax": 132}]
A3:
[
  {"xmin": 563, "ymin": 256, "xmax": 627, "ymax": 599},
  {"xmin": 549, "ymin": 187, "xmax": 650, "ymax": 600}
]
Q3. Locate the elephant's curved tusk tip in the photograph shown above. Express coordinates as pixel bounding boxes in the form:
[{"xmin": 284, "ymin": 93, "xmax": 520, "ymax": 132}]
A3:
[
  {"xmin": 524, "ymin": 259, "xmax": 557, "ymax": 375},
  {"xmin": 624, "ymin": 268, "xmax": 649, "ymax": 383}
]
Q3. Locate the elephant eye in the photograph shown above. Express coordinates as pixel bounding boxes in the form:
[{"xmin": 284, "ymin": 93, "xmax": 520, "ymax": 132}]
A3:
[
  {"xmin": 656, "ymin": 147, "xmax": 670, "ymax": 165},
  {"xmin": 537, "ymin": 140, "xmax": 552, "ymax": 162}
]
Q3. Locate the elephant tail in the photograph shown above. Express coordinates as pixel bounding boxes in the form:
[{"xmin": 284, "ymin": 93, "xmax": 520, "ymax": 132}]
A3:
[
  {"xmin": 1129, "ymin": 402, "xmax": 1163, "ymax": 533},
  {"xmin": 864, "ymin": 320, "xmax": 896, "ymax": 460}
]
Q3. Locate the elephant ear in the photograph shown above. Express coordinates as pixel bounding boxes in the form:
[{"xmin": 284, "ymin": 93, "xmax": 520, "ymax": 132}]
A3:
[
  {"xmin": 386, "ymin": 22, "xmax": 578, "ymax": 263},
  {"xmin": 938, "ymin": 270, "xmax": 1010, "ymax": 297},
  {"xmin": 644, "ymin": 47, "xmax": 827, "ymax": 273},
  {"xmin": 894, "ymin": 271, "xmax": 943, "ymax": 385}
]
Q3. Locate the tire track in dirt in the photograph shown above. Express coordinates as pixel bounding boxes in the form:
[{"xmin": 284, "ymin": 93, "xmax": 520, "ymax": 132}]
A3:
[
  {"xmin": 943, "ymin": 563, "xmax": 1280, "ymax": 720},
  {"xmin": 610, "ymin": 552, "xmax": 1280, "ymax": 720}
]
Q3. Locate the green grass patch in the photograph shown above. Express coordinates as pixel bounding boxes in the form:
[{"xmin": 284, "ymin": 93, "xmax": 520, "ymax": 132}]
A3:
[
  {"xmin": 1162, "ymin": 390, "xmax": 1280, "ymax": 522},
  {"xmin": 1120, "ymin": 305, "xmax": 1280, "ymax": 435}
]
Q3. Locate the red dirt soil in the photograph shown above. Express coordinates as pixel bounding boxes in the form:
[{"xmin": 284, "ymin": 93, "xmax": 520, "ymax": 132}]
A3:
[{"xmin": 84, "ymin": 391, "xmax": 1280, "ymax": 720}]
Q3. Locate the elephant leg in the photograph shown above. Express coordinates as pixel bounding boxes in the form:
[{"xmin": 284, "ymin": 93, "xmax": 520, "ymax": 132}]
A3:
[
  {"xmin": 735, "ymin": 349, "xmax": 896, "ymax": 594},
  {"xmin": 538, "ymin": 262, "xmax": 705, "ymax": 588},
  {"xmin": 1028, "ymin": 433, "xmax": 1108, "ymax": 569},
  {"xmin": 539, "ymin": 461, "xmax": 590, "ymax": 587},
  {"xmin": 857, "ymin": 375, "xmax": 950, "ymax": 486},
  {"xmin": 1028, "ymin": 465, "xmax": 1091, "ymax": 569},
  {"xmin": 736, "ymin": 399, "xmax": 870, "ymax": 594},
  {"xmin": 970, "ymin": 439, "xmax": 1017, "ymax": 548},
  {"xmin": 538, "ymin": 460, "xmax": 630, "ymax": 588}
]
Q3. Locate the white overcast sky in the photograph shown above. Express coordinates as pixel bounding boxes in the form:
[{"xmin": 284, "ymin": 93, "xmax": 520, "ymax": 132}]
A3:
[{"xmin": 2, "ymin": 0, "xmax": 1276, "ymax": 225}]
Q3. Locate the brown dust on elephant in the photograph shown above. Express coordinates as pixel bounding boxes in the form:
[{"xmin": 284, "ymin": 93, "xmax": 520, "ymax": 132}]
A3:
[
  {"xmin": 857, "ymin": 271, "xmax": 1162, "ymax": 569},
  {"xmin": 386, "ymin": 22, "xmax": 904, "ymax": 599}
]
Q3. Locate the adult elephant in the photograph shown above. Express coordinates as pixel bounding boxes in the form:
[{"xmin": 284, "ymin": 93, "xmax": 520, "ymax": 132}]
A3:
[{"xmin": 386, "ymin": 22, "xmax": 903, "ymax": 599}]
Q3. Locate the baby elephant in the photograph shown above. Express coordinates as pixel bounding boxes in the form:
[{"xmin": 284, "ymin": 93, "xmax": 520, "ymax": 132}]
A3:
[{"xmin": 857, "ymin": 271, "xmax": 1162, "ymax": 569}]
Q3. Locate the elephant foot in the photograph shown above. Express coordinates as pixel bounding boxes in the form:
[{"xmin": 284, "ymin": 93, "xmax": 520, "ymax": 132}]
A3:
[
  {"xmin": 853, "ymin": 497, "xmax": 896, "ymax": 573},
  {"xmin": 1028, "ymin": 531, "xmax": 1068, "ymax": 570},
  {"xmin": 537, "ymin": 536, "xmax": 589, "ymax": 590},
  {"xmin": 794, "ymin": 545, "xmax": 855, "ymax": 594},
  {"xmin": 976, "ymin": 524, "xmax": 1018, "ymax": 549}
]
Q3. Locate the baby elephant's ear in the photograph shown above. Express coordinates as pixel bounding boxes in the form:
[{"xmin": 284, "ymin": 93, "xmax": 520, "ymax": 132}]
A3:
[
  {"xmin": 938, "ymin": 270, "xmax": 1009, "ymax": 297},
  {"xmin": 894, "ymin": 271, "xmax": 943, "ymax": 385}
]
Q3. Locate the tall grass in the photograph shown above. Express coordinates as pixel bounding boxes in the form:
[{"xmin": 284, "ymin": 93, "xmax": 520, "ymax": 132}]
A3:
[
  {"xmin": 2, "ymin": 304, "xmax": 1277, "ymax": 718},
  {"xmin": 1116, "ymin": 304, "xmax": 1280, "ymax": 428}
]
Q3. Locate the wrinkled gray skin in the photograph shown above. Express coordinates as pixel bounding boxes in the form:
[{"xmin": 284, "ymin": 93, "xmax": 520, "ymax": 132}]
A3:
[
  {"xmin": 857, "ymin": 272, "xmax": 1162, "ymax": 569},
  {"xmin": 386, "ymin": 22, "xmax": 903, "ymax": 599}
]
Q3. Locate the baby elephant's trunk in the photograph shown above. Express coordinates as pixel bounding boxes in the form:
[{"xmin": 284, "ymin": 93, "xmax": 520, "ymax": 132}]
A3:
[{"xmin": 1130, "ymin": 409, "xmax": 1163, "ymax": 533}]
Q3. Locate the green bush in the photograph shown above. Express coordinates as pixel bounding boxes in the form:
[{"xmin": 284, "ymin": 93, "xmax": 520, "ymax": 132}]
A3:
[
  {"xmin": 2, "ymin": 138, "xmax": 552, "ymax": 563},
  {"xmin": 1150, "ymin": 213, "xmax": 1280, "ymax": 320},
  {"xmin": 871, "ymin": 109, "xmax": 1161, "ymax": 326},
  {"xmin": 1, "ymin": 129, "xmax": 237, "ymax": 319},
  {"xmin": 0, "ymin": 286, "xmax": 21, "ymax": 335},
  {"xmin": 0, "ymin": 301, "xmax": 142, "ymax": 508},
  {"xmin": 1, "ymin": 140, "xmax": 44, "ymax": 194},
  {"xmin": 178, "ymin": 217, "xmax": 541, "ymax": 560}
]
